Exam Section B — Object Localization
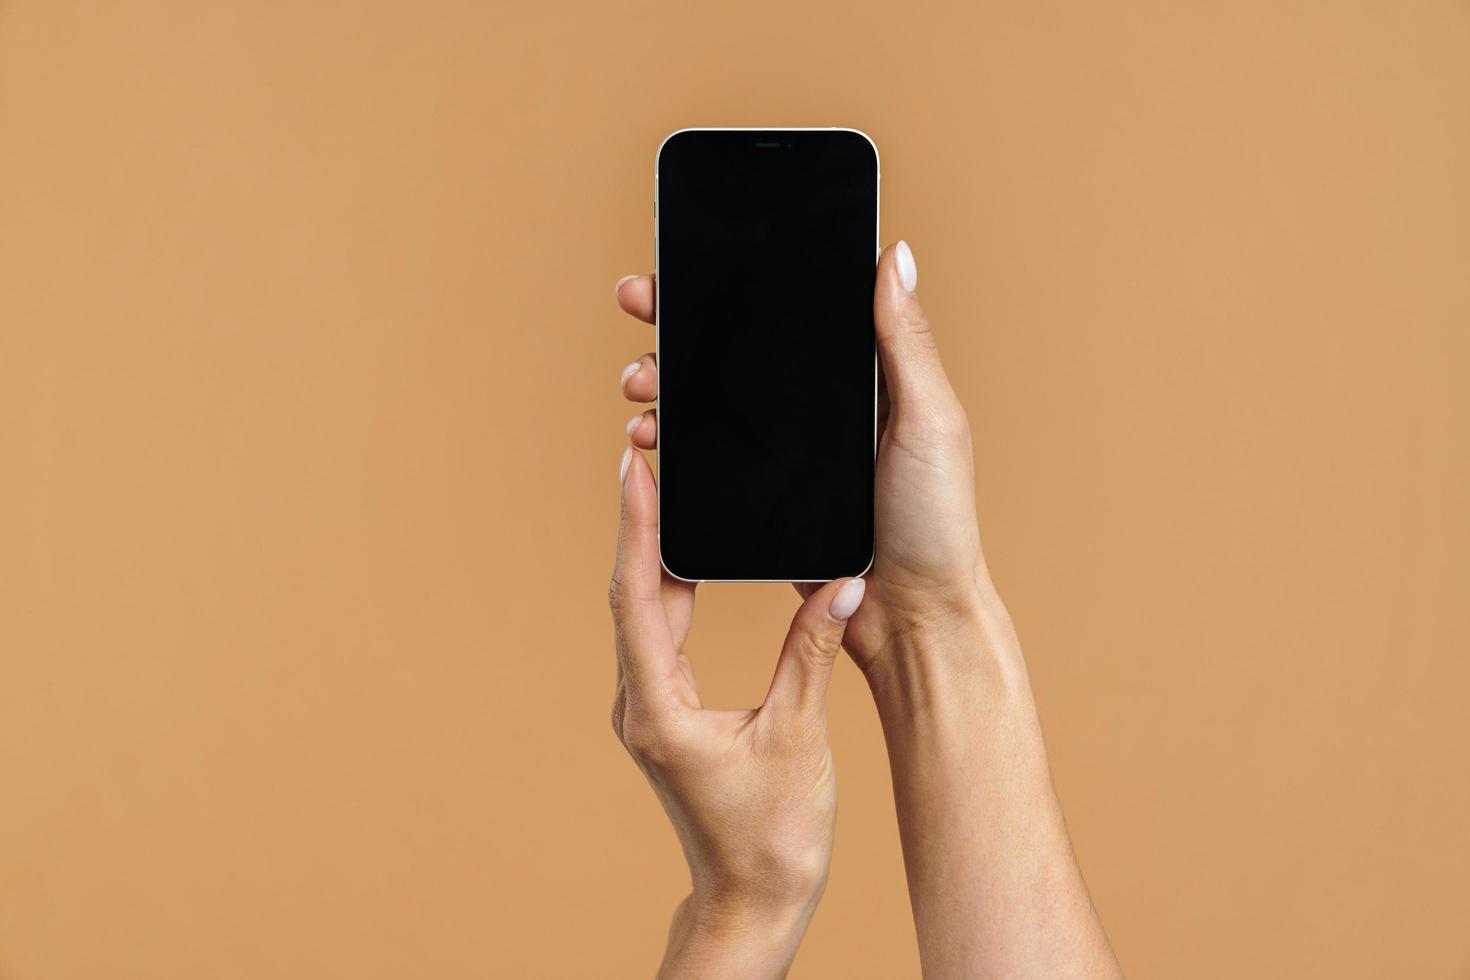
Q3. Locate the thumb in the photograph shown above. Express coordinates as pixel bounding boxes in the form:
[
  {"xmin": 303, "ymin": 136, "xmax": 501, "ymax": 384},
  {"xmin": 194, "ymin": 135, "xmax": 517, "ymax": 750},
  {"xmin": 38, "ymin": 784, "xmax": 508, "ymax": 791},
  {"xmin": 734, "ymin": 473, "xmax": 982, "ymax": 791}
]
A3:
[
  {"xmin": 763, "ymin": 578, "xmax": 867, "ymax": 723},
  {"xmin": 874, "ymin": 241, "xmax": 961, "ymax": 424}
]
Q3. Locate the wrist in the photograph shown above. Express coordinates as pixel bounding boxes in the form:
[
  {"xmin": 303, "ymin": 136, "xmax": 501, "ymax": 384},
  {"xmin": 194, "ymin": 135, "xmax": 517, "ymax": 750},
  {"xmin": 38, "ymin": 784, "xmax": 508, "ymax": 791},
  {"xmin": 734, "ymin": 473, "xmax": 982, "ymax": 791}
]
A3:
[
  {"xmin": 658, "ymin": 890, "xmax": 820, "ymax": 980},
  {"xmin": 862, "ymin": 581, "xmax": 1031, "ymax": 719}
]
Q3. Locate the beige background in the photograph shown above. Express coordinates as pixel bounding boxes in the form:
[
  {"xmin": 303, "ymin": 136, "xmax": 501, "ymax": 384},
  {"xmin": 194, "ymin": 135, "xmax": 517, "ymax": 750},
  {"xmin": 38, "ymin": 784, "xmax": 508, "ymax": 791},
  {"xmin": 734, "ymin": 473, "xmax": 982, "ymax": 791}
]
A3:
[{"xmin": 2, "ymin": 1, "xmax": 1468, "ymax": 977}]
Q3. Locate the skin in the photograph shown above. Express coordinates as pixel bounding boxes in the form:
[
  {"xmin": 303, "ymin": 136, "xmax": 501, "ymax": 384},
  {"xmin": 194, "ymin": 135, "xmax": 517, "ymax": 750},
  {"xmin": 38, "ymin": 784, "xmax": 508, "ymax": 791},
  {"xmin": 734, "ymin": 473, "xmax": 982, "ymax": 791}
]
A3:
[
  {"xmin": 610, "ymin": 448, "xmax": 865, "ymax": 977},
  {"xmin": 610, "ymin": 243, "xmax": 1123, "ymax": 978}
]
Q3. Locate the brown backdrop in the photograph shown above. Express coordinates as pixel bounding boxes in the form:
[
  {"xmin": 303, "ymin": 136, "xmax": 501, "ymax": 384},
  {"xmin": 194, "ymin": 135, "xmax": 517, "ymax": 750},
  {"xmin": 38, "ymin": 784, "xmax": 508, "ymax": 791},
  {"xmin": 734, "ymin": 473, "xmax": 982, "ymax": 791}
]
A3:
[{"xmin": 2, "ymin": 1, "xmax": 1468, "ymax": 977}]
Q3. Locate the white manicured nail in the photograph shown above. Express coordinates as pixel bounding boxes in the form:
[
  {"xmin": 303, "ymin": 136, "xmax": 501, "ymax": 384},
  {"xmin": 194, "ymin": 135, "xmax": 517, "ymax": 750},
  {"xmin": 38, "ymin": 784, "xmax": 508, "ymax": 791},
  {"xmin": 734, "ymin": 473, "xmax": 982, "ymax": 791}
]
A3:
[
  {"xmin": 828, "ymin": 578, "xmax": 867, "ymax": 622},
  {"xmin": 614, "ymin": 274, "xmax": 638, "ymax": 299},
  {"xmin": 620, "ymin": 361, "xmax": 641, "ymax": 387},
  {"xmin": 626, "ymin": 414, "xmax": 643, "ymax": 436},
  {"xmin": 895, "ymin": 240, "xmax": 917, "ymax": 292},
  {"xmin": 619, "ymin": 447, "xmax": 633, "ymax": 486}
]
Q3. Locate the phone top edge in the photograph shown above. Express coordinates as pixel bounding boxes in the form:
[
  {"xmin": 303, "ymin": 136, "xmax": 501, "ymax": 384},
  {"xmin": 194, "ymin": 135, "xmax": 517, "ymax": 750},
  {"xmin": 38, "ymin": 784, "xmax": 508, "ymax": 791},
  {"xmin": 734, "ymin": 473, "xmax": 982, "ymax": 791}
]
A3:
[{"xmin": 656, "ymin": 127, "xmax": 880, "ymax": 178}]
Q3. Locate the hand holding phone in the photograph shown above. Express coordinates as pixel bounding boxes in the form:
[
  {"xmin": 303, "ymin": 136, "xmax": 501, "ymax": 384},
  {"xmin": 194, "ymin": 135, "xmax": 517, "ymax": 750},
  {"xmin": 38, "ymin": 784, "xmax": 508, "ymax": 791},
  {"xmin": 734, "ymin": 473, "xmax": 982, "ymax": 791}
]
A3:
[
  {"xmin": 615, "ymin": 241, "xmax": 1122, "ymax": 978},
  {"xmin": 618, "ymin": 237, "xmax": 981, "ymax": 673},
  {"xmin": 608, "ymin": 441, "xmax": 867, "ymax": 976}
]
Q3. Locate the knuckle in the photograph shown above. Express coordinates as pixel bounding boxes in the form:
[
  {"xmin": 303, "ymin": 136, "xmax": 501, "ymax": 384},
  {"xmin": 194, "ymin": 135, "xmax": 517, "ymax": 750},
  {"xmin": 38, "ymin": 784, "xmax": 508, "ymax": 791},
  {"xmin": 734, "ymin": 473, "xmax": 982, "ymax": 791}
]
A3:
[
  {"xmin": 888, "ymin": 400, "xmax": 970, "ymax": 451},
  {"xmin": 608, "ymin": 567, "xmax": 657, "ymax": 614},
  {"xmin": 609, "ymin": 685, "xmax": 628, "ymax": 740},
  {"xmin": 798, "ymin": 626, "xmax": 842, "ymax": 668},
  {"xmin": 900, "ymin": 307, "xmax": 934, "ymax": 338},
  {"xmin": 606, "ymin": 573, "xmax": 629, "ymax": 611},
  {"xmin": 617, "ymin": 705, "xmax": 684, "ymax": 768}
]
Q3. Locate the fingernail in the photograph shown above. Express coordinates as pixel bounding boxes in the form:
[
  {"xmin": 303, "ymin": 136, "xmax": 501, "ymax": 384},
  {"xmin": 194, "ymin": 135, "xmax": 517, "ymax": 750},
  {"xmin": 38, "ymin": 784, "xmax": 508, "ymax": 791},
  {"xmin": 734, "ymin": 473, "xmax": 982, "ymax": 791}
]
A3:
[
  {"xmin": 614, "ymin": 274, "xmax": 638, "ymax": 299},
  {"xmin": 895, "ymin": 240, "xmax": 917, "ymax": 292},
  {"xmin": 828, "ymin": 578, "xmax": 867, "ymax": 622},
  {"xmin": 619, "ymin": 447, "xmax": 634, "ymax": 486},
  {"xmin": 626, "ymin": 414, "xmax": 643, "ymax": 436},
  {"xmin": 620, "ymin": 361, "xmax": 641, "ymax": 387}
]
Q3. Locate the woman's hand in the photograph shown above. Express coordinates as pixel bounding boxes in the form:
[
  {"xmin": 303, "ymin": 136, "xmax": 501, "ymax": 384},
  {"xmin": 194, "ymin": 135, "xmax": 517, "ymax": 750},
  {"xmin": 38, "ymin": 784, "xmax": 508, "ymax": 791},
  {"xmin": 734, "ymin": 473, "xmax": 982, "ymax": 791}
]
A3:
[
  {"xmin": 830, "ymin": 241, "xmax": 1000, "ymax": 680},
  {"xmin": 614, "ymin": 247, "xmax": 991, "ymax": 684},
  {"xmin": 609, "ymin": 442, "xmax": 866, "ymax": 978}
]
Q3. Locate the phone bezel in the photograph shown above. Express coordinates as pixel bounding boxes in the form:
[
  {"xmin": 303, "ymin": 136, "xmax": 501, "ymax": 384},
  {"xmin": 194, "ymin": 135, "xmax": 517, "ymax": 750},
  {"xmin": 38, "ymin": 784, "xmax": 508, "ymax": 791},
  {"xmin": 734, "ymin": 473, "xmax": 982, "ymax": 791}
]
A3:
[{"xmin": 653, "ymin": 127, "xmax": 880, "ymax": 583}]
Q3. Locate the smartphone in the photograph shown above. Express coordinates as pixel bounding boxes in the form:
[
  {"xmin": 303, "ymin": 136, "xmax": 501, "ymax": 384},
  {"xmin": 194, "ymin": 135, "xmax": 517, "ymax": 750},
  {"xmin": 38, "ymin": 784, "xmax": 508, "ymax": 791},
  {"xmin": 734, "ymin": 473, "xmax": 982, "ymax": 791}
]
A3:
[{"xmin": 655, "ymin": 128, "xmax": 878, "ymax": 582}]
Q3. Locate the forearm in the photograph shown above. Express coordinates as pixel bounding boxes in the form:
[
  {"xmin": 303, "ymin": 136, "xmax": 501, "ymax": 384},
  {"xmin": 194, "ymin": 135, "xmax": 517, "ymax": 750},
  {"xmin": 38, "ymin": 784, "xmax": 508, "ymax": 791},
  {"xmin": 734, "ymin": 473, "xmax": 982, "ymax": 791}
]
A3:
[
  {"xmin": 866, "ymin": 589, "xmax": 1121, "ymax": 978},
  {"xmin": 656, "ymin": 890, "xmax": 821, "ymax": 980}
]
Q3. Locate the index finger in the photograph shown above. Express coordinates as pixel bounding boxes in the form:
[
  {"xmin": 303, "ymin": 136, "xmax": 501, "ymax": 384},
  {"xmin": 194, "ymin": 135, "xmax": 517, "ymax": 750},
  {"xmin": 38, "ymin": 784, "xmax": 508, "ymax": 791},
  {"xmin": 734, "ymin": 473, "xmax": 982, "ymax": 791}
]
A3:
[
  {"xmin": 609, "ymin": 447, "xmax": 682, "ymax": 709},
  {"xmin": 614, "ymin": 274, "xmax": 655, "ymax": 324}
]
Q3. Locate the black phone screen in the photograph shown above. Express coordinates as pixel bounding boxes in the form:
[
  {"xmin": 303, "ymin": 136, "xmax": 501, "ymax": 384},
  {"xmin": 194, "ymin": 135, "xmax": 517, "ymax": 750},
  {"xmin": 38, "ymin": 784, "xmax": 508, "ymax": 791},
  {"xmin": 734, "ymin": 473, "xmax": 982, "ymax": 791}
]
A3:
[{"xmin": 656, "ymin": 129, "xmax": 877, "ymax": 581}]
